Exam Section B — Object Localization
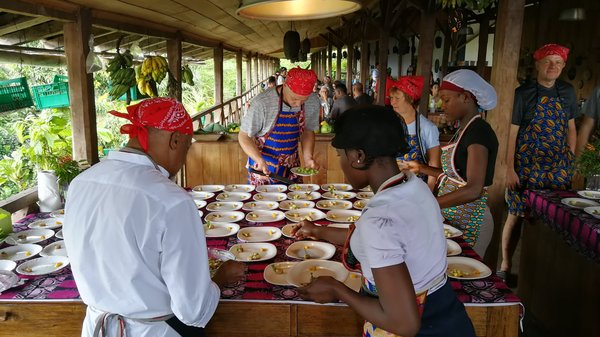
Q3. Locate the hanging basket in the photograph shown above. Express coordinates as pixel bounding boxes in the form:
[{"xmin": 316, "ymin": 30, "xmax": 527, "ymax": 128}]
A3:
[
  {"xmin": 0, "ymin": 77, "xmax": 34, "ymax": 113},
  {"xmin": 284, "ymin": 30, "xmax": 301, "ymax": 60},
  {"xmin": 301, "ymin": 38, "xmax": 311, "ymax": 55}
]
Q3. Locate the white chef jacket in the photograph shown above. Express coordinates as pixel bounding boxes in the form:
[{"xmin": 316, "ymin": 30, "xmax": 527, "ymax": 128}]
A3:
[{"xmin": 64, "ymin": 151, "xmax": 220, "ymax": 337}]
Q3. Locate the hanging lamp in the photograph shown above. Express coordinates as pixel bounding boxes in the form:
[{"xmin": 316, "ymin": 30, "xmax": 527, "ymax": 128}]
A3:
[{"xmin": 237, "ymin": 0, "xmax": 362, "ymax": 21}]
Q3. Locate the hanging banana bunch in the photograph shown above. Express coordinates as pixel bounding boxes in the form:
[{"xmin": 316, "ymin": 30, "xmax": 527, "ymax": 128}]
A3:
[
  {"xmin": 137, "ymin": 56, "xmax": 169, "ymax": 97},
  {"xmin": 181, "ymin": 64, "xmax": 195, "ymax": 86},
  {"xmin": 107, "ymin": 49, "xmax": 136, "ymax": 101}
]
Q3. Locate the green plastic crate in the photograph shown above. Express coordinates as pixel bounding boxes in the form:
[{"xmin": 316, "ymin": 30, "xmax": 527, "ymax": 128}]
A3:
[
  {"xmin": 0, "ymin": 77, "xmax": 34, "ymax": 113},
  {"xmin": 32, "ymin": 75, "xmax": 70, "ymax": 109}
]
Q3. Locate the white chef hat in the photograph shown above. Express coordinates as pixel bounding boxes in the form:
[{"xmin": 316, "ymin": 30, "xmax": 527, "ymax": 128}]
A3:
[{"xmin": 440, "ymin": 69, "xmax": 497, "ymax": 110}]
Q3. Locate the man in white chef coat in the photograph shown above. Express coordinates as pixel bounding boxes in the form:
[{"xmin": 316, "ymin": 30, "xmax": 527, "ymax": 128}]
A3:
[{"xmin": 64, "ymin": 97, "xmax": 244, "ymax": 337}]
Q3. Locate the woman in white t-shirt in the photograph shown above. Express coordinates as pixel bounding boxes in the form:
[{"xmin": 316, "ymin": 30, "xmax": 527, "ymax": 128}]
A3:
[
  {"xmin": 292, "ymin": 105, "xmax": 475, "ymax": 337},
  {"xmin": 389, "ymin": 76, "xmax": 441, "ymax": 190}
]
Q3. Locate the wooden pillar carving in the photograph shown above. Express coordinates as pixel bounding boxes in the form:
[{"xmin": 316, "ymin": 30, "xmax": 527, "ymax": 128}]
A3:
[
  {"xmin": 236, "ymin": 50, "xmax": 243, "ymax": 96},
  {"xmin": 166, "ymin": 33, "xmax": 182, "ymax": 101},
  {"xmin": 416, "ymin": 7, "xmax": 436, "ymax": 116},
  {"xmin": 214, "ymin": 45, "xmax": 224, "ymax": 122}
]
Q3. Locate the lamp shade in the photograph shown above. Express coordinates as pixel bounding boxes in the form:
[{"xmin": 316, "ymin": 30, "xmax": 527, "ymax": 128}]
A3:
[
  {"xmin": 301, "ymin": 38, "xmax": 311, "ymax": 54},
  {"xmin": 237, "ymin": 0, "xmax": 362, "ymax": 21},
  {"xmin": 284, "ymin": 30, "xmax": 301, "ymax": 60}
]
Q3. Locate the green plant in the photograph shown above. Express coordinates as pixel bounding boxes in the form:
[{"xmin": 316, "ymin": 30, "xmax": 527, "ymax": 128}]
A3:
[
  {"xmin": 576, "ymin": 139, "xmax": 600, "ymax": 177},
  {"xmin": 54, "ymin": 156, "xmax": 88, "ymax": 185}
]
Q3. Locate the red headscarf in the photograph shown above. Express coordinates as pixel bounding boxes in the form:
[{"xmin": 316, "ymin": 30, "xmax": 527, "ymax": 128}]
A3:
[
  {"xmin": 109, "ymin": 97, "xmax": 193, "ymax": 152},
  {"xmin": 285, "ymin": 67, "xmax": 317, "ymax": 96},
  {"xmin": 390, "ymin": 76, "xmax": 425, "ymax": 101},
  {"xmin": 533, "ymin": 44, "xmax": 569, "ymax": 62}
]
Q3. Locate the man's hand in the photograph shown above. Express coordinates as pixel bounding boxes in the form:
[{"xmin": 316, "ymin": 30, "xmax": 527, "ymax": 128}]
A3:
[
  {"xmin": 506, "ymin": 168, "xmax": 520, "ymax": 191},
  {"xmin": 212, "ymin": 260, "xmax": 246, "ymax": 288}
]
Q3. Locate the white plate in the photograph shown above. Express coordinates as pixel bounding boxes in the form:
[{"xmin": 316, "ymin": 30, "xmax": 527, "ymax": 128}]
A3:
[
  {"xmin": 208, "ymin": 248, "xmax": 235, "ymax": 277},
  {"xmin": 353, "ymin": 200, "xmax": 368, "ymax": 210},
  {"xmin": 0, "ymin": 260, "xmax": 16, "ymax": 272},
  {"xmin": 356, "ymin": 192, "xmax": 375, "ymax": 200},
  {"xmin": 253, "ymin": 192, "xmax": 287, "ymax": 202},
  {"xmin": 321, "ymin": 191, "xmax": 357, "ymax": 200},
  {"xmin": 264, "ymin": 261, "xmax": 298, "ymax": 286},
  {"xmin": 203, "ymin": 221, "xmax": 240, "ymax": 238},
  {"xmin": 285, "ymin": 241, "xmax": 337, "ymax": 260},
  {"xmin": 16, "ymin": 256, "xmax": 70, "ymax": 276},
  {"xmin": 237, "ymin": 226, "xmax": 282, "ymax": 242},
  {"xmin": 216, "ymin": 192, "xmax": 252, "ymax": 202},
  {"xmin": 242, "ymin": 201, "xmax": 279, "ymax": 211},
  {"xmin": 281, "ymin": 223, "xmax": 297, "ymax": 238},
  {"xmin": 561, "ymin": 198, "xmax": 600, "ymax": 209},
  {"xmin": 256, "ymin": 185, "xmax": 288, "ymax": 193},
  {"xmin": 284, "ymin": 208, "xmax": 326, "ymax": 222},
  {"xmin": 344, "ymin": 272, "xmax": 362, "ymax": 292},
  {"xmin": 206, "ymin": 201, "xmax": 243, "ymax": 212},
  {"xmin": 189, "ymin": 191, "xmax": 214, "ymax": 200},
  {"xmin": 290, "ymin": 167, "xmax": 319, "ymax": 177},
  {"xmin": 326, "ymin": 223, "xmax": 351, "ymax": 229},
  {"xmin": 446, "ymin": 239, "xmax": 462, "ymax": 256},
  {"xmin": 286, "ymin": 260, "xmax": 349, "ymax": 287},
  {"xmin": 27, "ymin": 218, "xmax": 64, "ymax": 230},
  {"xmin": 198, "ymin": 210, "xmax": 204, "ymax": 218},
  {"xmin": 583, "ymin": 206, "xmax": 600, "ymax": 220},
  {"xmin": 0, "ymin": 244, "xmax": 42, "ymax": 262},
  {"xmin": 360, "ymin": 186, "xmax": 372, "ymax": 192},
  {"xmin": 279, "ymin": 200, "xmax": 315, "ymax": 211},
  {"xmin": 578, "ymin": 190, "xmax": 600, "ymax": 200},
  {"xmin": 192, "ymin": 185, "xmax": 225, "ymax": 193},
  {"xmin": 5, "ymin": 229, "xmax": 55, "ymax": 245},
  {"xmin": 245, "ymin": 210, "xmax": 285, "ymax": 223},
  {"xmin": 325, "ymin": 210, "xmax": 361, "ymax": 223},
  {"xmin": 287, "ymin": 191, "xmax": 321, "ymax": 201},
  {"xmin": 289, "ymin": 184, "xmax": 320, "ymax": 192},
  {"xmin": 40, "ymin": 240, "xmax": 68, "ymax": 257},
  {"xmin": 446, "ymin": 256, "xmax": 492, "ymax": 280},
  {"xmin": 193, "ymin": 199, "xmax": 207, "ymax": 208},
  {"xmin": 229, "ymin": 243, "xmax": 277, "ymax": 262},
  {"xmin": 224, "ymin": 184, "xmax": 256, "ymax": 193},
  {"xmin": 443, "ymin": 224, "xmax": 463, "ymax": 239},
  {"xmin": 321, "ymin": 183, "xmax": 353, "ymax": 192},
  {"xmin": 50, "ymin": 209, "xmax": 65, "ymax": 217},
  {"xmin": 205, "ymin": 211, "xmax": 245, "ymax": 223},
  {"xmin": 55, "ymin": 229, "xmax": 63, "ymax": 239},
  {"xmin": 316, "ymin": 200, "xmax": 352, "ymax": 210}
]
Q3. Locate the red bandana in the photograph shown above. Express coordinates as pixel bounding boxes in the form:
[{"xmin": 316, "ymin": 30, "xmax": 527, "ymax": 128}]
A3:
[
  {"xmin": 533, "ymin": 44, "xmax": 569, "ymax": 62},
  {"xmin": 109, "ymin": 97, "xmax": 193, "ymax": 152},
  {"xmin": 391, "ymin": 76, "xmax": 424, "ymax": 101},
  {"xmin": 285, "ymin": 67, "xmax": 317, "ymax": 96}
]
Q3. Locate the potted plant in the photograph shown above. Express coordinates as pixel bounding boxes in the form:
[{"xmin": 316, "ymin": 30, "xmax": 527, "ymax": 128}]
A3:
[
  {"xmin": 54, "ymin": 156, "xmax": 88, "ymax": 201},
  {"xmin": 576, "ymin": 139, "xmax": 600, "ymax": 190}
]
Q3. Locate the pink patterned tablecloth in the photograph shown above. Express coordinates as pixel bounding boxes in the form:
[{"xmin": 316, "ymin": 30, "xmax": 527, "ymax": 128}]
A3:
[{"xmin": 525, "ymin": 189, "xmax": 600, "ymax": 263}]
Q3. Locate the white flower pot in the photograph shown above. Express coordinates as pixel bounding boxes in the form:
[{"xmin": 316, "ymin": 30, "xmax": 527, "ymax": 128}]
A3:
[{"xmin": 38, "ymin": 170, "xmax": 62, "ymax": 212}]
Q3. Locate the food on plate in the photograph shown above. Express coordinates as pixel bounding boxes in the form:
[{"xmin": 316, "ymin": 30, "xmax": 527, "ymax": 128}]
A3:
[
  {"xmin": 569, "ymin": 201, "xmax": 590, "ymax": 207},
  {"xmin": 447, "ymin": 268, "xmax": 480, "ymax": 278},
  {"xmin": 54, "ymin": 245, "xmax": 62, "ymax": 249},
  {"xmin": 249, "ymin": 213, "xmax": 258, "ymax": 219},
  {"xmin": 23, "ymin": 267, "xmax": 33, "ymax": 273},
  {"xmin": 236, "ymin": 246, "xmax": 244, "ymax": 253},
  {"xmin": 269, "ymin": 230, "xmax": 277, "ymax": 235},
  {"xmin": 594, "ymin": 209, "xmax": 600, "ymax": 215},
  {"xmin": 209, "ymin": 258, "xmax": 224, "ymax": 273},
  {"xmin": 271, "ymin": 213, "xmax": 278, "ymax": 218},
  {"xmin": 229, "ymin": 215, "xmax": 238, "ymax": 220},
  {"xmin": 295, "ymin": 167, "xmax": 318, "ymax": 175},
  {"xmin": 56, "ymin": 221, "xmax": 62, "ymax": 225},
  {"xmin": 38, "ymin": 223, "xmax": 47, "ymax": 227},
  {"xmin": 204, "ymin": 221, "xmax": 215, "ymax": 230},
  {"xmin": 54, "ymin": 262, "xmax": 63, "ymax": 268},
  {"xmin": 271, "ymin": 264, "xmax": 284, "ymax": 274},
  {"xmin": 241, "ymin": 232, "xmax": 251, "ymax": 238},
  {"xmin": 255, "ymin": 195, "xmax": 263, "ymax": 200},
  {"xmin": 249, "ymin": 252, "xmax": 262, "ymax": 260},
  {"xmin": 0, "ymin": 252, "xmax": 6, "ymax": 256},
  {"xmin": 347, "ymin": 216, "xmax": 359, "ymax": 222}
]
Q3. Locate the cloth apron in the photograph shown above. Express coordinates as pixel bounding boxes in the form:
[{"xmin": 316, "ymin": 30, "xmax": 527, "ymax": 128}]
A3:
[
  {"xmin": 248, "ymin": 91, "xmax": 305, "ymax": 185},
  {"xmin": 398, "ymin": 113, "xmax": 428, "ymax": 182},
  {"xmin": 436, "ymin": 115, "xmax": 488, "ymax": 246},
  {"xmin": 506, "ymin": 88, "xmax": 574, "ymax": 217}
]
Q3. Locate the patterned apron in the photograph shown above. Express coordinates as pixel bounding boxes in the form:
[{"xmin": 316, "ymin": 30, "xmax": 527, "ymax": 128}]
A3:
[
  {"xmin": 247, "ymin": 92, "xmax": 305, "ymax": 185},
  {"xmin": 506, "ymin": 87, "xmax": 574, "ymax": 216},
  {"xmin": 436, "ymin": 115, "xmax": 488, "ymax": 246},
  {"xmin": 398, "ymin": 114, "xmax": 428, "ymax": 181}
]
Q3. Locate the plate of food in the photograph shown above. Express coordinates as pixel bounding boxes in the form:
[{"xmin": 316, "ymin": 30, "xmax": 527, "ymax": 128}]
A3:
[
  {"xmin": 50, "ymin": 209, "xmax": 65, "ymax": 217},
  {"xmin": 4, "ymin": 229, "xmax": 54, "ymax": 245},
  {"xmin": 189, "ymin": 191, "xmax": 214, "ymax": 200},
  {"xmin": 216, "ymin": 192, "xmax": 252, "ymax": 202},
  {"xmin": 289, "ymin": 184, "xmax": 320, "ymax": 192},
  {"xmin": 27, "ymin": 218, "xmax": 64, "ymax": 230},
  {"xmin": 203, "ymin": 221, "xmax": 240, "ymax": 238},
  {"xmin": 284, "ymin": 208, "xmax": 326, "ymax": 222},
  {"xmin": 206, "ymin": 201, "xmax": 243, "ymax": 212},
  {"xmin": 360, "ymin": 186, "xmax": 372, "ymax": 192},
  {"xmin": 279, "ymin": 200, "xmax": 315, "ymax": 211},
  {"xmin": 446, "ymin": 239, "xmax": 462, "ymax": 256},
  {"xmin": 40, "ymin": 240, "xmax": 68, "ymax": 257},
  {"xmin": 584, "ymin": 206, "xmax": 600, "ymax": 220},
  {"xmin": 321, "ymin": 183, "xmax": 353, "ymax": 192},
  {"xmin": 446, "ymin": 256, "xmax": 492, "ymax": 280},
  {"xmin": 245, "ymin": 210, "xmax": 285, "ymax": 223},
  {"xmin": 353, "ymin": 200, "xmax": 368, "ymax": 210},
  {"xmin": 0, "ymin": 260, "xmax": 16, "ymax": 272},
  {"xmin": 16, "ymin": 256, "xmax": 70, "ymax": 276},
  {"xmin": 316, "ymin": 200, "xmax": 352, "ymax": 210},
  {"xmin": 325, "ymin": 210, "xmax": 361, "ymax": 223},
  {"xmin": 286, "ymin": 260, "xmax": 348, "ymax": 287},
  {"xmin": 264, "ymin": 261, "xmax": 298, "ymax": 286},
  {"xmin": 229, "ymin": 243, "xmax": 277, "ymax": 262},
  {"xmin": 577, "ymin": 190, "xmax": 600, "ymax": 200},
  {"xmin": 55, "ymin": 229, "xmax": 63, "ymax": 239},
  {"xmin": 0, "ymin": 244, "xmax": 42, "ymax": 262},
  {"xmin": 256, "ymin": 184, "xmax": 288, "ymax": 193},
  {"xmin": 321, "ymin": 191, "xmax": 357, "ymax": 200},
  {"xmin": 290, "ymin": 167, "xmax": 319, "ymax": 177},
  {"xmin": 561, "ymin": 198, "xmax": 600, "ymax": 209},
  {"xmin": 208, "ymin": 248, "xmax": 235, "ymax": 277},
  {"xmin": 237, "ymin": 226, "xmax": 282, "ymax": 242},
  {"xmin": 205, "ymin": 211, "xmax": 245, "ymax": 223},
  {"xmin": 344, "ymin": 272, "xmax": 362, "ymax": 292},
  {"xmin": 287, "ymin": 191, "xmax": 321, "ymax": 201},
  {"xmin": 285, "ymin": 241, "xmax": 336, "ymax": 260},
  {"xmin": 281, "ymin": 223, "xmax": 298, "ymax": 238},
  {"xmin": 224, "ymin": 184, "xmax": 256, "ymax": 193},
  {"xmin": 193, "ymin": 199, "xmax": 207, "ymax": 209},
  {"xmin": 253, "ymin": 192, "xmax": 287, "ymax": 202},
  {"xmin": 443, "ymin": 224, "xmax": 463, "ymax": 239},
  {"xmin": 356, "ymin": 191, "xmax": 375, "ymax": 200},
  {"xmin": 242, "ymin": 201, "xmax": 279, "ymax": 211},
  {"xmin": 192, "ymin": 185, "xmax": 225, "ymax": 193}
]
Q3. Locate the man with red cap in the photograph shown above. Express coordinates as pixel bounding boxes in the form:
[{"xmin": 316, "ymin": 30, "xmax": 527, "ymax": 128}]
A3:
[
  {"xmin": 239, "ymin": 67, "xmax": 320, "ymax": 185},
  {"xmin": 500, "ymin": 43, "xmax": 578, "ymax": 282},
  {"xmin": 64, "ymin": 98, "xmax": 245, "ymax": 337}
]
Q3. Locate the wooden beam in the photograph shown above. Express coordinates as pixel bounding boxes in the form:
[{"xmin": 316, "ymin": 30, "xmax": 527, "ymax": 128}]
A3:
[
  {"xmin": 477, "ymin": 11, "xmax": 490, "ymax": 75},
  {"xmin": 0, "ymin": 1, "xmax": 76, "ymax": 21},
  {"xmin": 0, "ymin": 16, "xmax": 51, "ymax": 36},
  {"xmin": 336, "ymin": 45, "xmax": 342, "ymax": 81},
  {"xmin": 0, "ymin": 20, "xmax": 63, "ymax": 45},
  {"xmin": 441, "ymin": 30, "xmax": 451, "ymax": 77},
  {"xmin": 360, "ymin": 39, "xmax": 369, "ymax": 90},
  {"xmin": 167, "ymin": 34, "xmax": 182, "ymax": 101},
  {"xmin": 214, "ymin": 44, "xmax": 224, "ymax": 104},
  {"xmin": 236, "ymin": 50, "xmax": 243, "ymax": 96},
  {"xmin": 245, "ymin": 52, "xmax": 252, "ymax": 101},
  {"xmin": 319, "ymin": 33, "xmax": 340, "ymax": 49},
  {"xmin": 64, "ymin": 7, "xmax": 98, "ymax": 165},
  {"xmin": 376, "ymin": 30, "xmax": 389, "ymax": 105},
  {"xmin": 0, "ymin": 50, "xmax": 65, "ymax": 67},
  {"xmin": 416, "ymin": 6, "xmax": 436, "ymax": 116},
  {"xmin": 92, "ymin": 9, "xmax": 176, "ymax": 40},
  {"xmin": 326, "ymin": 27, "xmax": 346, "ymax": 46}
]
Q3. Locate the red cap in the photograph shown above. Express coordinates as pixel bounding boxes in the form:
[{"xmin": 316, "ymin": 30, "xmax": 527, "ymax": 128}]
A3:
[
  {"xmin": 533, "ymin": 44, "xmax": 569, "ymax": 62},
  {"xmin": 391, "ymin": 76, "xmax": 424, "ymax": 101},
  {"xmin": 285, "ymin": 67, "xmax": 317, "ymax": 96}
]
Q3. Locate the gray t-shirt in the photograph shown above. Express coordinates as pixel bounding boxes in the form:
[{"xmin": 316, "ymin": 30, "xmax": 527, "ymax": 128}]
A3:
[
  {"xmin": 241, "ymin": 87, "xmax": 320, "ymax": 137},
  {"xmin": 583, "ymin": 86, "xmax": 600, "ymax": 127}
]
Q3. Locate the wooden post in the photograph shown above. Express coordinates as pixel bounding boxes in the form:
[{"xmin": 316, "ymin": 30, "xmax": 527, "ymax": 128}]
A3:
[
  {"xmin": 361, "ymin": 39, "xmax": 369, "ymax": 89},
  {"xmin": 416, "ymin": 7, "xmax": 436, "ymax": 116},
  {"xmin": 166, "ymin": 33, "xmax": 182, "ymax": 101},
  {"xmin": 246, "ymin": 53, "xmax": 252, "ymax": 92},
  {"xmin": 336, "ymin": 46, "xmax": 342, "ymax": 81},
  {"xmin": 253, "ymin": 54, "xmax": 259, "ymax": 86},
  {"xmin": 441, "ymin": 30, "xmax": 451, "ymax": 77},
  {"xmin": 486, "ymin": 0, "xmax": 525, "ymax": 266},
  {"xmin": 321, "ymin": 49, "xmax": 327, "ymax": 81},
  {"xmin": 214, "ymin": 45, "xmax": 224, "ymax": 122},
  {"xmin": 316, "ymin": 51, "xmax": 321, "ymax": 79},
  {"xmin": 327, "ymin": 42, "xmax": 333, "ymax": 77},
  {"xmin": 477, "ymin": 11, "xmax": 490, "ymax": 75},
  {"xmin": 376, "ymin": 30, "xmax": 389, "ymax": 106},
  {"xmin": 346, "ymin": 44, "xmax": 354, "ymax": 90},
  {"xmin": 236, "ymin": 50, "xmax": 243, "ymax": 96},
  {"xmin": 64, "ymin": 8, "xmax": 98, "ymax": 164}
]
